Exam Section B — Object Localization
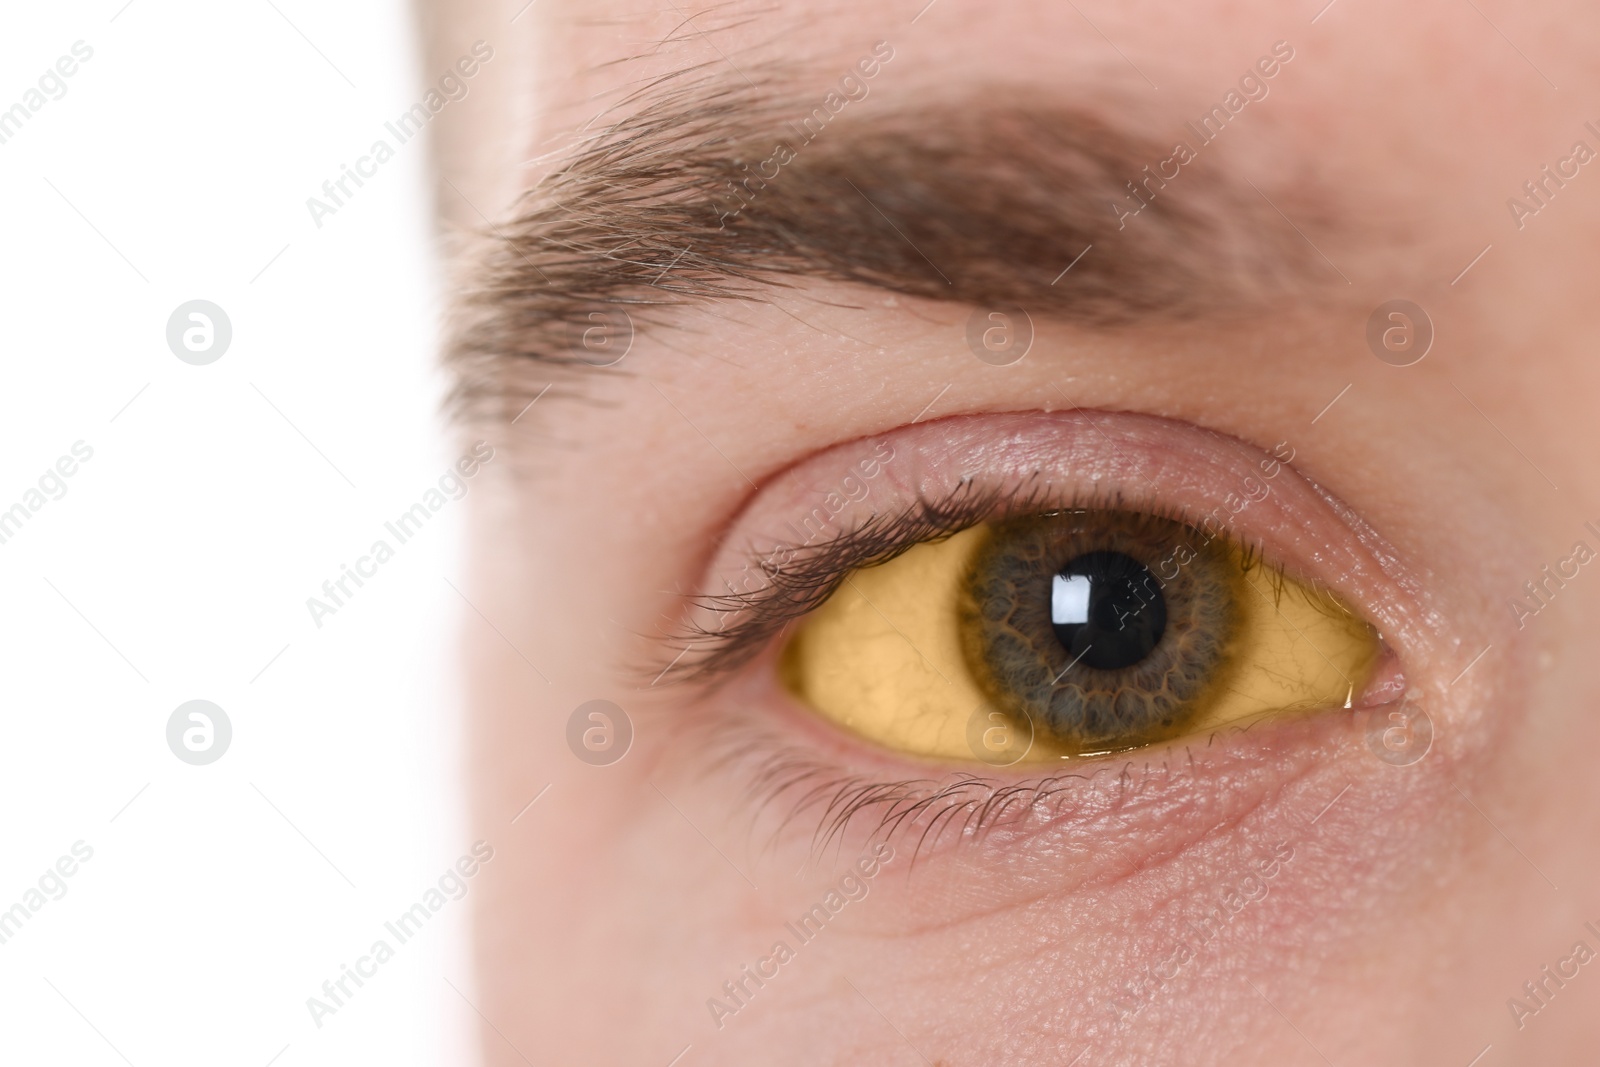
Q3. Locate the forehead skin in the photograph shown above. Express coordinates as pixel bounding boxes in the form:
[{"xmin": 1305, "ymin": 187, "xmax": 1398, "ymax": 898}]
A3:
[{"xmin": 432, "ymin": 2, "xmax": 1600, "ymax": 1066}]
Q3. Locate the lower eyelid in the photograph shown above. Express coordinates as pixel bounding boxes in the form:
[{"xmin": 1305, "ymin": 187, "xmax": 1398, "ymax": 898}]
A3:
[{"xmin": 687, "ymin": 650, "xmax": 1360, "ymax": 906}]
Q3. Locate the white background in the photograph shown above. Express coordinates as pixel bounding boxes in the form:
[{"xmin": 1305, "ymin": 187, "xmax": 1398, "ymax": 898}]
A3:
[{"xmin": 0, "ymin": 2, "xmax": 478, "ymax": 1064}]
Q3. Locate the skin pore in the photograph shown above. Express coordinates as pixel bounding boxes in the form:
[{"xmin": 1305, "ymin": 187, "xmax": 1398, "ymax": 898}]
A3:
[{"xmin": 431, "ymin": 1, "xmax": 1600, "ymax": 1063}]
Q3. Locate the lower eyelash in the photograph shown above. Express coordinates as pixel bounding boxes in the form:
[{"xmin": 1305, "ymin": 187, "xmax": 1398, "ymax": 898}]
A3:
[
  {"xmin": 695, "ymin": 705, "xmax": 1222, "ymax": 867},
  {"xmin": 730, "ymin": 742, "xmax": 1080, "ymax": 863}
]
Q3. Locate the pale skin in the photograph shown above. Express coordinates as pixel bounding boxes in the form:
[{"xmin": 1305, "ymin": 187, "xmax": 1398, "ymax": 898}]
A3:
[{"xmin": 435, "ymin": 1, "xmax": 1600, "ymax": 1063}]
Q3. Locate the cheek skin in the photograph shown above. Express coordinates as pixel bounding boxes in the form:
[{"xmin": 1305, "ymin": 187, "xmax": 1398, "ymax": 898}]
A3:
[
  {"xmin": 656, "ymin": 683, "xmax": 1520, "ymax": 1067},
  {"xmin": 595, "ymin": 683, "xmax": 1505, "ymax": 1066}
]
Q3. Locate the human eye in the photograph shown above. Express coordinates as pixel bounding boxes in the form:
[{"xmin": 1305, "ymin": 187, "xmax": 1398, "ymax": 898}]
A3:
[
  {"xmin": 661, "ymin": 410, "xmax": 1412, "ymax": 854},
  {"xmin": 782, "ymin": 502, "xmax": 1378, "ymax": 765}
]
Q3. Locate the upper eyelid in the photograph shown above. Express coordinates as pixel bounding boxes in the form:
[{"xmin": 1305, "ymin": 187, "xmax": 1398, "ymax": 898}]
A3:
[
  {"xmin": 666, "ymin": 481, "xmax": 1033, "ymax": 682},
  {"xmin": 650, "ymin": 409, "xmax": 1422, "ymax": 689},
  {"xmin": 665, "ymin": 481, "xmax": 1262, "ymax": 684}
]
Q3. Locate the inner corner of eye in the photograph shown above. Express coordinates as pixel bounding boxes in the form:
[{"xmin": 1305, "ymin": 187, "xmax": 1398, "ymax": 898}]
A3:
[{"xmin": 776, "ymin": 509, "xmax": 1380, "ymax": 765}]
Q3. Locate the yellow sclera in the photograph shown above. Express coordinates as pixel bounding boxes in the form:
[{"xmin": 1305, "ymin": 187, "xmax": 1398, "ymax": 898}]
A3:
[{"xmin": 779, "ymin": 523, "xmax": 1379, "ymax": 763}]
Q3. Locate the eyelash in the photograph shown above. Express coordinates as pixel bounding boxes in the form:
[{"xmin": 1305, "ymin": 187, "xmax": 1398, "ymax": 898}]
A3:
[
  {"xmin": 691, "ymin": 702, "xmax": 1271, "ymax": 866},
  {"xmin": 719, "ymin": 727, "xmax": 1091, "ymax": 859},
  {"xmin": 655, "ymin": 477, "xmax": 1293, "ymax": 687}
]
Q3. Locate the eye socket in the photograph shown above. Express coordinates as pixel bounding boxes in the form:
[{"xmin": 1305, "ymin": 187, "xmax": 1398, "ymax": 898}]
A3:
[
  {"xmin": 658, "ymin": 411, "xmax": 1419, "ymax": 868},
  {"xmin": 779, "ymin": 507, "xmax": 1381, "ymax": 764}
]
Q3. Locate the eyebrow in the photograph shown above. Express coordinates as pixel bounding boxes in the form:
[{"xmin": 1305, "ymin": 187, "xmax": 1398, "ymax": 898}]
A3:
[{"xmin": 445, "ymin": 72, "xmax": 1334, "ymax": 417}]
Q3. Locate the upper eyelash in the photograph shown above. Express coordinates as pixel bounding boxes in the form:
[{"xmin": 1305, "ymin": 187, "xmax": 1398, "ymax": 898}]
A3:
[
  {"xmin": 651, "ymin": 475, "xmax": 1292, "ymax": 687},
  {"xmin": 656, "ymin": 479, "xmax": 1022, "ymax": 685}
]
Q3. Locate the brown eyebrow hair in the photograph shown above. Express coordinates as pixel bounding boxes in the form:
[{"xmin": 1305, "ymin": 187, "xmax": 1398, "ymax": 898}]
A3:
[{"xmin": 443, "ymin": 67, "xmax": 1332, "ymax": 420}]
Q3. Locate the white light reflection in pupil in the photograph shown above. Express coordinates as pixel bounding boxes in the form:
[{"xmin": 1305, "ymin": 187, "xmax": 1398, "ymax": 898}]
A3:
[
  {"xmin": 1051, "ymin": 573, "xmax": 1092, "ymax": 625},
  {"xmin": 1049, "ymin": 552, "xmax": 1167, "ymax": 672}
]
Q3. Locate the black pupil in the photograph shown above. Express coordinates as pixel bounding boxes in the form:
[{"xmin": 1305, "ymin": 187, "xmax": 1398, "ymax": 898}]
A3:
[{"xmin": 1050, "ymin": 551, "xmax": 1166, "ymax": 672}]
